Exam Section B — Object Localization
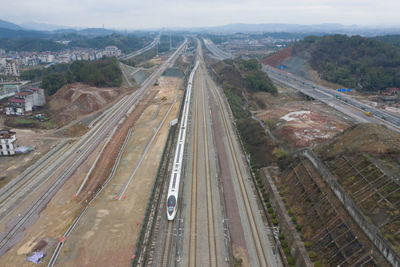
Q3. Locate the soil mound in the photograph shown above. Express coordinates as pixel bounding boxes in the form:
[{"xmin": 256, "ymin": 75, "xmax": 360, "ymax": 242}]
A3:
[
  {"xmin": 49, "ymin": 83, "xmax": 122, "ymax": 126},
  {"xmin": 261, "ymin": 47, "xmax": 292, "ymax": 67},
  {"xmin": 316, "ymin": 123, "xmax": 400, "ymax": 159}
]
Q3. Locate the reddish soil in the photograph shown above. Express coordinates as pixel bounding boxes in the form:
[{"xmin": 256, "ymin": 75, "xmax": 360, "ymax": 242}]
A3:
[
  {"xmin": 261, "ymin": 47, "xmax": 292, "ymax": 67},
  {"xmin": 49, "ymin": 83, "xmax": 122, "ymax": 126},
  {"xmin": 275, "ymin": 111, "xmax": 349, "ymax": 148},
  {"xmin": 209, "ymin": 89, "xmax": 248, "ymax": 261},
  {"xmin": 77, "ymin": 89, "xmax": 159, "ymax": 203}
]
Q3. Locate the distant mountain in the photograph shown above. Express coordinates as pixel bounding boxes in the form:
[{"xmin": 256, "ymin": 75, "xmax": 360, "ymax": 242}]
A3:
[
  {"xmin": 184, "ymin": 23, "xmax": 400, "ymax": 36},
  {"xmin": 20, "ymin": 22, "xmax": 75, "ymax": 31},
  {"xmin": 0, "ymin": 19, "xmax": 23, "ymax": 30},
  {"xmin": 78, "ymin": 28, "xmax": 121, "ymax": 36},
  {"xmin": 0, "ymin": 27, "xmax": 49, "ymax": 38}
]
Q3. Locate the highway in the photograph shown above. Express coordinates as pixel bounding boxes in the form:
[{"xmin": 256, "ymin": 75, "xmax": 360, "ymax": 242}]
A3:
[
  {"xmin": 264, "ymin": 65, "xmax": 400, "ymax": 132},
  {"xmin": 0, "ymin": 39, "xmax": 188, "ymax": 258},
  {"xmin": 203, "ymin": 38, "xmax": 232, "ymax": 60},
  {"xmin": 120, "ymin": 32, "xmax": 161, "ymax": 60}
]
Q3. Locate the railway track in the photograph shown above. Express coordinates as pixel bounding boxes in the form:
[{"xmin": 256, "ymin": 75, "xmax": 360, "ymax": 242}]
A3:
[
  {"xmin": 160, "ymin": 222, "xmax": 174, "ymax": 267},
  {"xmin": 201, "ymin": 71, "xmax": 218, "ymax": 267},
  {"xmin": 0, "ymin": 141, "xmax": 71, "ymax": 220},
  {"xmin": 205, "ymin": 63, "xmax": 269, "ymax": 266},
  {"xmin": 188, "ymin": 86, "xmax": 199, "ymax": 266},
  {"xmin": 0, "ymin": 40, "xmax": 188, "ymax": 259}
]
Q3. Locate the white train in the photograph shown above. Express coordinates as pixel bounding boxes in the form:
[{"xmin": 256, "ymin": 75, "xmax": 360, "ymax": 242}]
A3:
[{"xmin": 167, "ymin": 61, "xmax": 199, "ymax": 221}]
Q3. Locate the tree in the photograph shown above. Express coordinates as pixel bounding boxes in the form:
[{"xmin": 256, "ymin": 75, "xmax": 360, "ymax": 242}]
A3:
[{"xmin": 41, "ymin": 73, "xmax": 66, "ymax": 95}]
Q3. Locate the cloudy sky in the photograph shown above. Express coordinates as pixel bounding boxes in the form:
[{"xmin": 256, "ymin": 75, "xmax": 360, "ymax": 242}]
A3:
[{"xmin": 2, "ymin": 0, "xmax": 400, "ymax": 29}]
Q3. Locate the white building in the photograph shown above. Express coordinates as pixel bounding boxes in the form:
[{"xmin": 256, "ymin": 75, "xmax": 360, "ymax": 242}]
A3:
[
  {"xmin": 104, "ymin": 46, "xmax": 121, "ymax": 57},
  {"xmin": 4, "ymin": 87, "xmax": 45, "ymax": 116},
  {"xmin": 29, "ymin": 88, "xmax": 46, "ymax": 106},
  {"xmin": 5, "ymin": 60, "xmax": 20, "ymax": 76},
  {"xmin": 0, "ymin": 129, "xmax": 17, "ymax": 156},
  {"xmin": 5, "ymin": 97, "xmax": 33, "ymax": 116}
]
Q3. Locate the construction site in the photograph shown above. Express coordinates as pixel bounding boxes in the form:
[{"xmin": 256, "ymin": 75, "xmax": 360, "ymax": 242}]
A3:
[{"xmin": 0, "ymin": 40, "xmax": 192, "ymax": 266}]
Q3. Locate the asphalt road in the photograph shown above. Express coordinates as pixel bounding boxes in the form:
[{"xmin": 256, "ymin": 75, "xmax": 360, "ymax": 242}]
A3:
[
  {"xmin": 119, "ymin": 33, "xmax": 161, "ymax": 60},
  {"xmin": 202, "ymin": 38, "xmax": 232, "ymax": 60},
  {"xmin": 264, "ymin": 65, "xmax": 400, "ymax": 132}
]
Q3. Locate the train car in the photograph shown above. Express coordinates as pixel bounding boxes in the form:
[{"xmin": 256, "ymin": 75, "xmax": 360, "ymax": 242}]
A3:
[
  {"xmin": 166, "ymin": 170, "xmax": 180, "ymax": 220},
  {"xmin": 166, "ymin": 61, "xmax": 199, "ymax": 221}
]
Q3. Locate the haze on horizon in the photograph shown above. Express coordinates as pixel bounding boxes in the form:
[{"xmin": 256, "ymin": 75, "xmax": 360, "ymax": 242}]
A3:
[{"xmin": 2, "ymin": 0, "xmax": 400, "ymax": 30}]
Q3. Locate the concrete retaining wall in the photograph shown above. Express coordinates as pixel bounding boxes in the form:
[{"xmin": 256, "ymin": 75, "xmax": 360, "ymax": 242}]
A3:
[
  {"xmin": 297, "ymin": 148, "xmax": 400, "ymax": 267},
  {"xmin": 261, "ymin": 167, "xmax": 313, "ymax": 267}
]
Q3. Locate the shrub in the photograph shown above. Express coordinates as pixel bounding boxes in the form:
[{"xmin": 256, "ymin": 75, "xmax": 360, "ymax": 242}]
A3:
[
  {"xmin": 263, "ymin": 195, "xmax": 269, "ymax": 202},
  {"xmin": 284, "ymin": 247, "xmax": 291, "ymax": 255},
  {"xmin": 304, "ymin": 241, "xmax": 311, "ymax": 249},
  {"xmin": 281, "ymin": 240, "xmax": 288, "ymax": 248},
  {"xmin": 266, "ymin": 202, "xmax": 271, "ymax": 208},
  {"xmin": 272, "ymin": 219, "xmax": 279, "ymax": 225},
  {"xmin": 288, "ymin": 210, "xmax": 294, "ymax": 216},
  {"xmin": 278, "ymin": 233, "xmax": 285, "ymax": 240},
  {"xmin": 268, "ymin": 207, "xmax": 274, "ymax": 214},
  {"xmin": 296, "ymin": 224, "xmax": 303, "ymax": 231},
  {"xmin": 291, "ymin": 216, "xmax": 297, "ymax": 223},
  {"xmin": 271, "ymin": 213, "xmax": 277, "ymax": 219},
  {"xmin": 314, "ymin": 261, "xmax": 322, "ymax": 267},
  {"xmin": 288, "ymin": 256, "xmax": 295, "ymax": 265},
  {"xmin": 309, "ymin": 250, "xmax": 317, "ymax": 259}
]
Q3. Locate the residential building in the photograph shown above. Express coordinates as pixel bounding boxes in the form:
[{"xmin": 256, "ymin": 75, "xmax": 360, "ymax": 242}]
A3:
[
  {"xmin": 104, "ymin": 46, "xmax": 121, "ymax": 57},
  {"xmin": 4, "ymin": 87, "xmax": 45, "ymax": 116},
  {"xmin": 5, "ymin": 60, "xmax": 19, "ymax": 76},
  {"xmin": 29, "ymin": 88, "xmax": 46, "ymax": 106},
  {"xmin": 0, "ymin": 129, "xmax": 17, "ymax": 156},
  {"xmin": 5, "ymin": 97, "xmax": 33, "ymax": 116}
]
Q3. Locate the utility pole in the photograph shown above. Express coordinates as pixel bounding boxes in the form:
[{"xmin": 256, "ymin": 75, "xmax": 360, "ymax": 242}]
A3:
[{"xmin": 169, "ymin": 33, "xmax": 172, "ymax": 51}]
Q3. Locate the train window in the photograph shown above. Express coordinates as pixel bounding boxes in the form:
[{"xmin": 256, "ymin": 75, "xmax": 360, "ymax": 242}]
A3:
[
  {"xmin": 172, "ymin": 173, "xmax": 177, "ymax": 188},
  {"xmin": 167, "ymin": 196, "xmax": 176, "ymax": 214}
]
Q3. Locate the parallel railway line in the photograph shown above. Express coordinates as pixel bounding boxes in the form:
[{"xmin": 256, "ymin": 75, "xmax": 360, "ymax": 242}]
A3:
[
  {"xmin": 0, "ymin": 40, "xmax": 188, "ymax": 258},
  {"xmin": 201, "ymin": 71, "xmax": 218, "ymax": 267},
  {"xmin": 188, "ymin": 86, "xmax": 199, "ymax": 266},
  {"xmin": 206, "ymin": 64, "xmax": 269, "ymax": 266}
]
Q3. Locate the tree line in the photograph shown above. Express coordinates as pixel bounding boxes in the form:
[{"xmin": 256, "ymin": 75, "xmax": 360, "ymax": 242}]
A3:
[
  {"xmin": 0, "ymin": 33, "xmax": 151, "ymax": 53},
  {"xmin": 27, "ymin": 57, "xmax": 122, "ymax": 95},
  {"xmin": 292, "ymin": 34, "xmax": 400, "ymax": 91}
]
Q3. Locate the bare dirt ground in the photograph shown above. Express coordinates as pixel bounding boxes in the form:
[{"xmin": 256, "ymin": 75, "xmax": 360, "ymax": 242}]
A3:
[
  {"xmin": 53, "ymin": 76, "xmax": 182, "ymax": 266},
  {"xmin": 252, "ymin": 85, "xmax": 351, "ymax": 149},
  {"xmin": 0, "ymin": 76, "xmax": 183, "ymax": 266},
  {"xmin": 0, "ymin": 127, "xmax": 60, "ymax": 189},
  {"xmin": 261, "ymin": 47, "xmax": 292, "ymax": 67},
  {"xmin": 49, "ymin": 83, "xmax": 123, "ymax": 126}
]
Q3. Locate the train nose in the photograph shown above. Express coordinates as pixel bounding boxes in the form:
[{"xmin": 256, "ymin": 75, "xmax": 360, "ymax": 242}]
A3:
[{"xmin": 168, "ymin": 206, "xmax": 174, "ymax": 215}]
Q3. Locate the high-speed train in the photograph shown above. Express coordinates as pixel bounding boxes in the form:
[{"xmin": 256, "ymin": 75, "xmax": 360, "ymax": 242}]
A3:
[{"xmin": 166, "ymin": 61, "xmax": 199, "ymax": 220}]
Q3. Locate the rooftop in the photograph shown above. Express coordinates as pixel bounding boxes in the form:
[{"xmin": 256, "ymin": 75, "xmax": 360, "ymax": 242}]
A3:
[
  {"xmin": 0, "ymin": 129, "xmax": 16, "ymax": 139},
  {"xmin": 15, "ymin": 91, "xmax": 33, "ymax": 96},
  {"xmin": 8, "ymin": 98, "xmax": 25, "ymax": 103}
]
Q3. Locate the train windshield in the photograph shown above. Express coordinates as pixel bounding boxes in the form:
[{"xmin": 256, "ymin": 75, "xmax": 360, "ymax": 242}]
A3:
[{"xmin": 167, "ymin": 196, "xmax": 176, "ymax": 214}]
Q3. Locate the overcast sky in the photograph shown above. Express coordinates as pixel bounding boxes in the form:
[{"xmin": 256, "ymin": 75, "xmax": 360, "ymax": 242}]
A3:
[{"xmin": 2, "ymin": 0, "xmax": 400, "ymax": 29}]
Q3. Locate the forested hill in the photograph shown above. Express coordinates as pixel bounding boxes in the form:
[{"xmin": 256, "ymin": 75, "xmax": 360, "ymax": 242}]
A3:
[
  {"xmin": 292, "ymin": 34, "xmax": 400, "ymax": 91},
  {"xmin": 373, "ymin": 35, "xmax": 400, "ymax": 48},
  {"xmin": 0, "ymin": 33, "xmax": 152, "ymax": 53}
]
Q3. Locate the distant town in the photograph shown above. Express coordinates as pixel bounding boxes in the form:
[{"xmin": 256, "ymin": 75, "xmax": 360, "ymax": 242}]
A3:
[{"xmin": 0, "ymin": 45, "xmax": 121, "ymax": 77}]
